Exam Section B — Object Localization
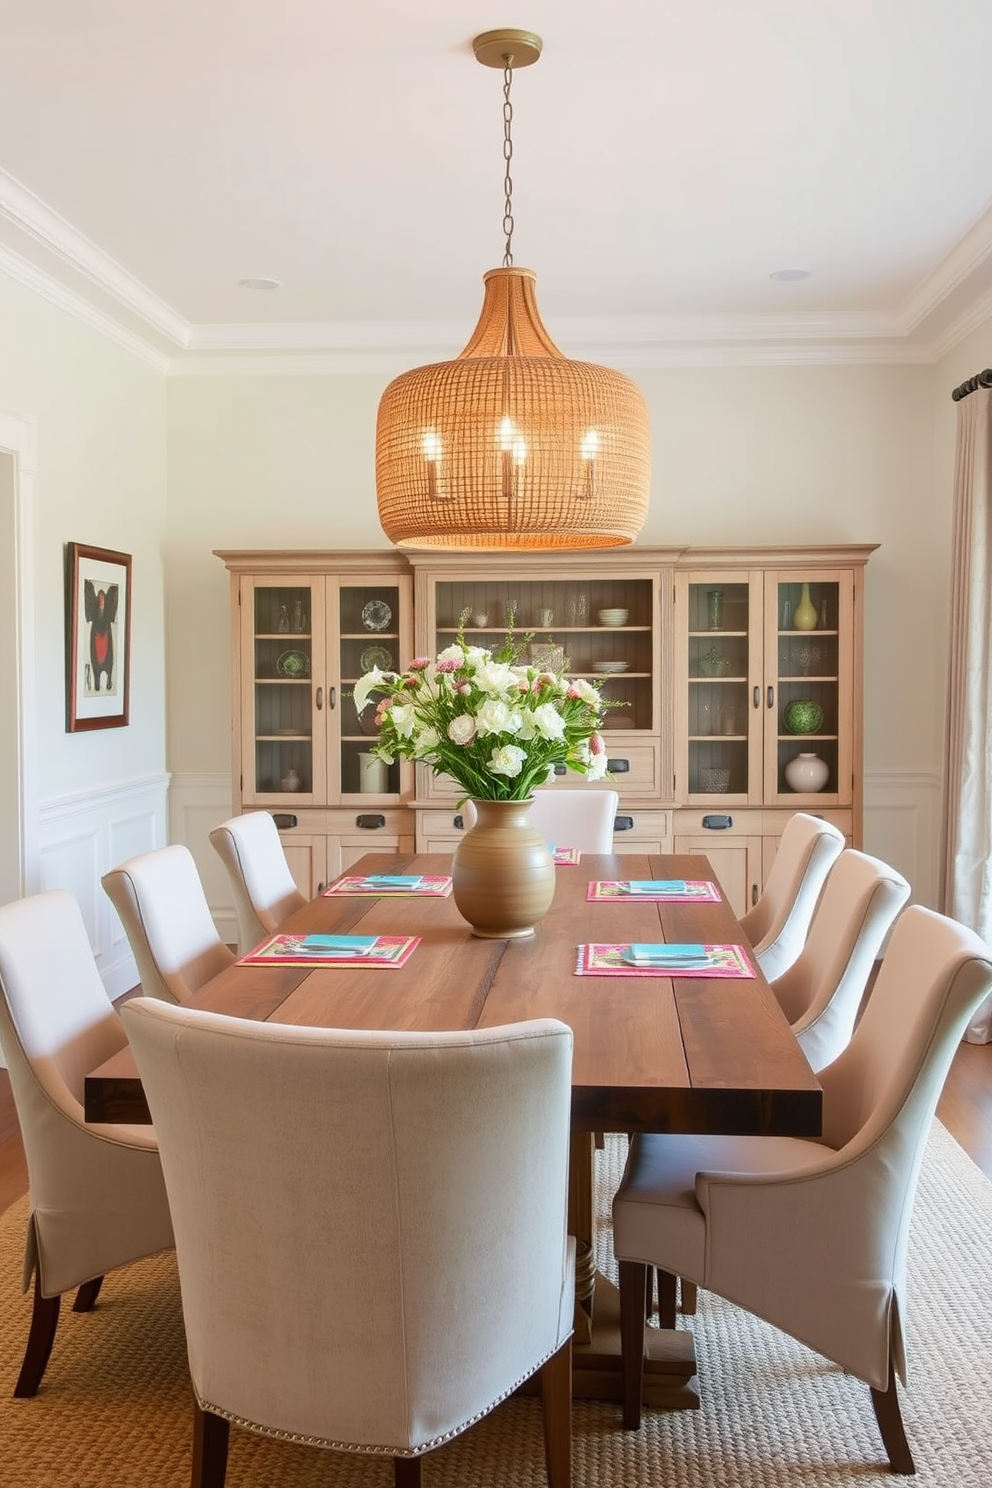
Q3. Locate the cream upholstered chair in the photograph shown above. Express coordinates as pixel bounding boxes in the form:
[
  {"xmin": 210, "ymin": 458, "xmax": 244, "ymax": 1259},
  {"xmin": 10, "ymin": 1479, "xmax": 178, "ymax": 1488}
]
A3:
[
  {"xmin": 613, "ymin": 905, "xmax": 992, "ymax": 1473},
  {"xmin": 0, "ymin": 890, "xmax": 173, "ymax": 1397},
  {"xmin": 462, "ymin": 787, "xmax": 620, "ymax": 853},
  {"xmin": 102, "ymin": 844, "xmax": 235, "ymax": 1004},
  {"xmin": 120, "ymin": 1000, "xmax": 575, "ymax": 1488},
  {"xmin": 773, "ymin": 848, "xmax": 911, "ymax": 1071},
  {"xmin": 739, "ymin": 811, "xmax": 845, "ymax": 981},
  {"xmin": 209, "ymin": 811, "xmax": 306, "ymax": 954}
]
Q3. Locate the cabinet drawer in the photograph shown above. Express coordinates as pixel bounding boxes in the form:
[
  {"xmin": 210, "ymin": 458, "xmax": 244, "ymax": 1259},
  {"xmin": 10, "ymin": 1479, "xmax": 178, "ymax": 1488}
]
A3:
[
  {"xmin": 611, "ymin": 809, "xmax": 671, "ymax": 854},
  {"xmin": 673, "ymin": 808, "xmax": 765, "ymax": 837}
]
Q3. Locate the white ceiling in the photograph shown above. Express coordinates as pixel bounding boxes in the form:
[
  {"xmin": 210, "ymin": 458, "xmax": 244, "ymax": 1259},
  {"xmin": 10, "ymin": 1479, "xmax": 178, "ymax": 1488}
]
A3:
[{"xmin": 2, "ymin": 0, "xmax": 992, "ymax": 371}]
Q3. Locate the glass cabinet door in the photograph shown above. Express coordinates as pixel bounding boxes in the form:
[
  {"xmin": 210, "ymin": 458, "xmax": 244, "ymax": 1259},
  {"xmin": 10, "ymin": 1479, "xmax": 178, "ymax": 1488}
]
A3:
[
  {"xmin": 681, "ymin": 574, "xmax": 761, "ymax": 803},
  {"xmin": 244, "ymin": 578, "xmax": 325, "ymax": 805},
  {"xmin": 766, "ymin": 571, "xmax": 854, "ymax": 806},
  {"xmin": 337, "ymin": 580, "xmax": 406, "ymax": 801}
]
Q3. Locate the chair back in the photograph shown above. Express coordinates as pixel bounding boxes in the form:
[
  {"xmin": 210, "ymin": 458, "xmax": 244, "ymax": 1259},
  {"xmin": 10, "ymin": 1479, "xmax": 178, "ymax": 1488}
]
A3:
[
  {"xmin": 463, "ymin": 787, "xmax": 619, "ymax": 853},
  {"xmin": 696, "ymin": 906, "xmax": 992, "ymax": 1393},
  {"xmin": 0, "ymin": 890, "xmax": 170, "ymax": 1297},
  {"xmin": 739, "ymin": 812, "xmax": 845, "ymax": 980},
  {"xmin": 209, "ymin": 811, "xmax": 307, "ymax": 953},
  {"xmin": 771, "ymin": 849, "xmax": 911, "ymax": 1070},
  {"xmin": 103, "ymin": 844, "xmax": 235, "ymax": 1004},
  {"xmin": 121, "ymin": 998, "xmax": 574, "ymax": 1454}
]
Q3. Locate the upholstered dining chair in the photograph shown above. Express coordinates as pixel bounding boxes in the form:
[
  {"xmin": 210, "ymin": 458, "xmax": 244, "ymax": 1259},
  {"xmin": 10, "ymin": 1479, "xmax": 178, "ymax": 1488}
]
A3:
[
  {"xmin": 120, "ymin": 1000, "xmax": 575, "ymax": 1488},
  {"xmin": 102, "ymin": 844, "xmax": 235, "ymax": 1004},
  {"xmin": 209, "ymin": 810, "xmax": 306, "ymax": 955},
  {"xmin": 0, "ymin": 890, "xmax": 174, "ymax": 1397},
  {"xmin": 612, "ymin": 904, "xmax": 992, "ymax": 1473},
  {"xmin": 462, "ymin": 787, "xmax": 620, "ymax": 853},
  {"xmin": 668, "ymin": 848, "xmax": 911, "ymax": 1329},
  {"xmin": 739, "ymin": 811, "xmax": 845, "ymax": 981},
  {"xmin": 772, "ymin": 848, "xmax": 911, "ymax": 1071}
]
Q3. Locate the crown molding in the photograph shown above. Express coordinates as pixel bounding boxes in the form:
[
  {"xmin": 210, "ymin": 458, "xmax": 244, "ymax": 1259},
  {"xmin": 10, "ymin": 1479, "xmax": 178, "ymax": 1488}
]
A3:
[
  {"xmin": 0, "ymin": 167, "xmax": 188, "ymax": 347},
  {"xmin": 0, "ymin": 242, "xmax": 170, "ymax": 372},
  {"xmin": 0, "ymin": 162, "xmax": 990, "ymax": 375},
  {"xmin": 902, "ymin": 199, "xmax": 992, "ymax": 334}
]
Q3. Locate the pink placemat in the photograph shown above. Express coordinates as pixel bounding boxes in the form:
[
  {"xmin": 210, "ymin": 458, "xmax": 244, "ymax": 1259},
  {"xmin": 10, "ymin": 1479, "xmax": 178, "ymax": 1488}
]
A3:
[
  {"xmin": 587, "ymin": 879, "xmax": 721, "ymax": 902},
  {"xmin": 239, "ymin": 933, "xmax": 420, "ymax": 968},
  {"xmin": 553, "ymin": 846, "xmax": 581, "ymax": 865},
  {"xmin": 323, "ymin": 874, "xmax": 452, "ymax": 897},
  {"xmin": 574, "ymin": 943, "xmax": 755, "ymax": 978}
]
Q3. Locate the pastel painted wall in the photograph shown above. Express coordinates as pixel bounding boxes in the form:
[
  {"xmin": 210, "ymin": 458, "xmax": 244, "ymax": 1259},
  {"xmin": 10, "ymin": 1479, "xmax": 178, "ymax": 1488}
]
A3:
[
  {"xmin": 0, "ymin": 274, "xmax": 168, "ymax": 803},
  {"xmin": 165, "ymin": 358, "xmax": 949, "ymax": 903}
]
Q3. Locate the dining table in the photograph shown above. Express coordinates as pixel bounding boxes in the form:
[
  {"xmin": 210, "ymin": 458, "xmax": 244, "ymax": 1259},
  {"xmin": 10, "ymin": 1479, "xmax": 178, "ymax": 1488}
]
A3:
[{"xmin": 86, "ymin": 849, "xmax": 822, "ymax": 1412}]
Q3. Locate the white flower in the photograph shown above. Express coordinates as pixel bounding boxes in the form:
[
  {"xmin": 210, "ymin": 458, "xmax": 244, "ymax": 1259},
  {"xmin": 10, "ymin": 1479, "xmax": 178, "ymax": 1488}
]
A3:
[
  {"xmin": 530, "ymin": 701, "xmax": 567, "ymax": 740},
  {"xmin": 488, "ymin": 744, "xmax": 527, "ymax": 778},
  {"xmin": 473, "ymin": 660, "xmax": 520, "ymax": 695},
  {"xmin": 354, "ymin": 665, "xmax": 392, "ymax": 715},
  {"xmin": 415, "ymin": 725, "xmax": 440, "ymax": 756},
  {"xmin": 586, "ymin": 751, "xmax": 609, "ymax": 781},
  {"xmin": 476, "ymin": 698, "xmax": 521, "ymax": 736},
  {"xmin": 437, "ymin": 644, "xmax": 465, "ymax": 666},
  {"xmin": 388, "ymin": 701, "xmax": 417, "ymax": 739},
  {"xmin": 447, "ymin": 714, "xmax": 477, "ymax": 746},
  {"xmin": 568, "ymin": 677, "xmax": 601, "ymax": 708}
]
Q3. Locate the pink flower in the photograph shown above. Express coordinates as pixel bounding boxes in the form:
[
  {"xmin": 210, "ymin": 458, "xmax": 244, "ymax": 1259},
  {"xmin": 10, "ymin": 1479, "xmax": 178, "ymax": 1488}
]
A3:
[
  {"xmin": 590, "ymin": 732, "xmax": 606, "ymax": 756},
  {"xmin": 408, "ymin": 657, "xmax": 431, "ymax": 672},
  {"xmin": 436, "ymin": 658, "xmax": 459, "ymax": 673}
]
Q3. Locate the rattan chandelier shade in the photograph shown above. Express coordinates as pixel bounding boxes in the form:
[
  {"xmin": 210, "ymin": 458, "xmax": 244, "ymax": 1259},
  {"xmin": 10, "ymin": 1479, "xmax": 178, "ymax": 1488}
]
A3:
[{"xmin": 376, "ymin": 268, "xmax": 652, "ymax": 550}]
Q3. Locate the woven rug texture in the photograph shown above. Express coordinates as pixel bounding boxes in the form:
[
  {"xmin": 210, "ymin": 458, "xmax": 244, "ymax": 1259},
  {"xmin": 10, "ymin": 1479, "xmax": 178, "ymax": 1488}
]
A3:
[{"xmin": 1, "ymin": 1121, "xmax": 990, "ymax": 1487}]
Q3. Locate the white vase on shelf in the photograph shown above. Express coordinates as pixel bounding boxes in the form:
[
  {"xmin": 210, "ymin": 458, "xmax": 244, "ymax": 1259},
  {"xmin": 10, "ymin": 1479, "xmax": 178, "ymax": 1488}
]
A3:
[{"xmin": 784, "ymin": 752, "xmax": 829, "ymax": 793}]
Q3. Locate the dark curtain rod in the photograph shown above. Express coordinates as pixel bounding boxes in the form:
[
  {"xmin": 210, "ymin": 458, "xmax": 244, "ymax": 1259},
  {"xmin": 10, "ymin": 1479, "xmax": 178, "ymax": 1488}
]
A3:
[{"xmin": 951, "ymin": 369, "xmax": 992, "ymax": 401}]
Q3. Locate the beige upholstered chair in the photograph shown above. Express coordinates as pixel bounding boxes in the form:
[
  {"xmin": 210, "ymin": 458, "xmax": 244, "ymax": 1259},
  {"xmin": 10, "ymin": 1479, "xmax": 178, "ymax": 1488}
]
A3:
[
  {"xmin": 121, "ymin": 1000, "xmax": 575, "ymax": 1488},
  {"xmin": 102, "ymin": 844, "xmax": 235, "ymax": 1004},
  {"xmin": 613, "ymin": 905, "xmax": 992, "ymax": 1473},
  {"xmin": 0, "ymin": 890, "xmax": 174, "ymax": 1397},
  {"xmin": 209, "ymin": 811, "xmax": 307, "ymax": 954},
  {"xmin": 773, "ymin": 848, "xmax": 911, "ymax": 1071},
  {"xmin": 739, "ymin": 811, "xmax": 845, "ymax": 981},
  {"xmin": 462, "ymin": 787, "xmax": 620, "ymax": 853}
]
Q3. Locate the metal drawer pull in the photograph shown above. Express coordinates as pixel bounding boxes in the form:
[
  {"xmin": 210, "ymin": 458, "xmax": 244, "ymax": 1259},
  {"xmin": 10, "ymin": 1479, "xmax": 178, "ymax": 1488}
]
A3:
[
  {"xmin": 553, "ymin": 763, "xmax": 566, "ymax": 775},
  {"xmin": 753, "ymin": 686, "xmax": 760, "ymax": 708},
  {"xmin": 271, "ymin": 813, "xmax": 298, "ymax": 830},
  {"xmin": 315, "ymin": 687, "xmax": 323, "ymax": 710},
  {"xmin": 614, "ymin": 815, "xmax": 634, "ymax": 832},
  {"xmin": 355, "ymin": 814, "xmax": 386, "ymax": 829},
  {"xmin": 607, "ymin": 758, "xmax": 629, "ymax": 773},
  {"xmin": 701, "ymin": 814, "xmax": 733, "ymax": 830},
  {"xmin": 767, "ymin": 685, "xmax": 775, "ymax": 708},
  {"xmin": 453, "ymin": 814, "xmax": 465, "ymax": 830}
]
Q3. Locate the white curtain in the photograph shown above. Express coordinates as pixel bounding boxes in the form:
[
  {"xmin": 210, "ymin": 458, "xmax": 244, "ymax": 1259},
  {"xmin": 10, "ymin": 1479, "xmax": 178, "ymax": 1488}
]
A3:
[{"xmin": 939, "ymin": 382, "xmax": 992, "ymax": 1042}]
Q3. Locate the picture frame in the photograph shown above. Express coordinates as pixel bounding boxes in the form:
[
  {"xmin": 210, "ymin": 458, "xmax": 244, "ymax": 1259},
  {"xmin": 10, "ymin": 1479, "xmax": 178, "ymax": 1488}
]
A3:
[{"xmin": 65, "ymin": 542, "xmax": 132, "ymax": 731}]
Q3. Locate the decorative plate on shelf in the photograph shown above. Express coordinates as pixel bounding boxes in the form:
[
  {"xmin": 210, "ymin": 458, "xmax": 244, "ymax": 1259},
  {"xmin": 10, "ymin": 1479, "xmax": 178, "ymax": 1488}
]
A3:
[
  {"xmin": 593, "ymin": 660, "xmax": 628, "ymax": 673},
  {"xmin": 359, "ymin": 645, "xmax": 393, "ymax": 672},
  {"xmin": 361, "ymin": 599, "xmax": 392, "ymax": 632},
  {"xmin": 276, "ymin": 650, "xmax": 311, "ymax": 679}
]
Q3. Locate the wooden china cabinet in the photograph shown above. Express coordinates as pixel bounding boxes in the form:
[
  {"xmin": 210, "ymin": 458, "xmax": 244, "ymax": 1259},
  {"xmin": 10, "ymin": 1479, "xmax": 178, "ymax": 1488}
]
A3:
[{"xmin": 217, "ymin": 544, "xmax": 875, "ymax": 916}]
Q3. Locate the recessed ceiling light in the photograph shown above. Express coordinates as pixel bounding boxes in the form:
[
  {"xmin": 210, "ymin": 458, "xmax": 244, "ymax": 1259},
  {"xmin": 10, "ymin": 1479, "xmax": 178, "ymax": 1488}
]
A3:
[
  {"xmin": 238, "ymin": 277, "xmax": 282, "ymax": 291},
  {"xmin": 770, "ymin": 268, "xmax": 811, "ymax": 282}
]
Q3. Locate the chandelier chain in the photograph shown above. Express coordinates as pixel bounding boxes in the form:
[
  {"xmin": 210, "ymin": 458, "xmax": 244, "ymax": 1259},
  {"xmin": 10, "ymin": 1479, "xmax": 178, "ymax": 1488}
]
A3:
[{"xmin": 502, "ymin": 60, "xmax": 514, "ymax": 267}]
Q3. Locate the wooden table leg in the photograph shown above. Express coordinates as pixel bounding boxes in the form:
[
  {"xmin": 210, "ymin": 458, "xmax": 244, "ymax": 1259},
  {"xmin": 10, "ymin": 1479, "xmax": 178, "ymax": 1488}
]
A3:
[{"xmin": 537, "ymin": 1130, "xmax": 699, "ymax": 1409}]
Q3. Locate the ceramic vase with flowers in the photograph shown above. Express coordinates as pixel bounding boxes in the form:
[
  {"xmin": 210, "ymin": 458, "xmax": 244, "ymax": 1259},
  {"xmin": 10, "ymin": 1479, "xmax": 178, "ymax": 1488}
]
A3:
[{"xmin": 354, "ymin": 614, "xmax": 616, "ymax": 937}]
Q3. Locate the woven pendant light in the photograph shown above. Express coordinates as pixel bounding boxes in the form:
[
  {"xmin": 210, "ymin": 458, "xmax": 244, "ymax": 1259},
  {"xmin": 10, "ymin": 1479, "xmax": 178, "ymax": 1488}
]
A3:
[{"xmin": 375, "ymin": 31, "xmax": 651, "ymax": 552}]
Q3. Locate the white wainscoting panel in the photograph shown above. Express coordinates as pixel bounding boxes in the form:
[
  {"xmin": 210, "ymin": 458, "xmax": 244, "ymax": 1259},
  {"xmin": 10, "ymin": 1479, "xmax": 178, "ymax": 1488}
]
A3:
[
  {"xmin": 862, "ymin": 770, "xmax": 942, "ymax": 911},
  {"xmin": 38, "ymin": 773, "xmax": 170, "ymax": 1001},
  {"xmin": 169, "ymin": 772, "xmax": 238, "ymax": 948}
]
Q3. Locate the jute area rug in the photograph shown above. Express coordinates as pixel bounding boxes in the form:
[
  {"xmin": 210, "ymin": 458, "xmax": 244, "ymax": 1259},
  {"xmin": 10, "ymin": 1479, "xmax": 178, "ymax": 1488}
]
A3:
[{"xmin": 1, "ymin": 1122, "xmax": 991, "ymax": 1488}]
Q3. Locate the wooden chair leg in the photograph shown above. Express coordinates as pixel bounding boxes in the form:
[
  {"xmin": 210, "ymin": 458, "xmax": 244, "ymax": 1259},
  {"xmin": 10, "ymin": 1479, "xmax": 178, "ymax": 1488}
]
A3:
[
  {"xmin": 680, "ymin": 1278, "xmax": 698, "ymax": 1316},
  {"xmin": 869, "ymin": 1358, "xmax": 916, "ymax": 1475},
  {"xmin": 618, "ymin": 1259, "xmax": 648, "ymax": 1430},
  {"xmin": 393, "ymin": 1455, "xmax": 423, "ymax": 1486},
  {"xmin": 13, "ymin": 1273, "xmax": 61, "ymax": 1398},
  {"xmin": 657, "ymin": 1268, "xmax": 678, "ymax": 1329},
  {"xmin": 192, "ymin": 1402, "xmax": 230, "ymax": 1488},
  {"xmin": 539, "ymin": 1337, "xmax": 572, "ymax": 1488},
  {"xmin": 72, "ymin": 1275, "xmax": 104, "ymax": 1312}
]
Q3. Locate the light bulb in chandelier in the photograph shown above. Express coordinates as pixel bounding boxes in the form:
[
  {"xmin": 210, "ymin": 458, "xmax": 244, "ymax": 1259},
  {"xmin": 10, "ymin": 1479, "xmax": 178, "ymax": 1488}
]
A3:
[{"xmin": 375, "ymin": 29, "xmax": 651, "ymax": 551}]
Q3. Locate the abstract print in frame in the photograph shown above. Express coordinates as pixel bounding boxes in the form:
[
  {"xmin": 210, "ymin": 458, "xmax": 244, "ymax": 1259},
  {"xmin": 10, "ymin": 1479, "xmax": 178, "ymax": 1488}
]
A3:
[{"xmin": 65, "ymin": 542, "xmax": 132, "ymax": 731}]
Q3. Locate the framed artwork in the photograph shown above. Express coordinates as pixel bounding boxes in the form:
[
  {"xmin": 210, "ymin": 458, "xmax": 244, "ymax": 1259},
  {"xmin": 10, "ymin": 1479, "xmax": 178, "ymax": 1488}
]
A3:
[{"xmin": 65, "ymin": 542, "xmax": 132, "ymax": 731}]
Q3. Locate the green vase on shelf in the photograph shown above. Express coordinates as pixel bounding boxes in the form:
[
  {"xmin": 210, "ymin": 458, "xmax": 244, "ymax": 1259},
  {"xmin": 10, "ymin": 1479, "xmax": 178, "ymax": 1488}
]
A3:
[{"xmin": 792, "ymin": 583, "xmax": 818, "ymax": 631}]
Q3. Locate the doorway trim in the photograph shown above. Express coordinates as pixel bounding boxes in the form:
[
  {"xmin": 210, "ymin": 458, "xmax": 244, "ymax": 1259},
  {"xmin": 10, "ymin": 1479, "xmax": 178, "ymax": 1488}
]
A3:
[{"xmin": 0, "ymin": 409, "xmax": 38, "ymax": 902}]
